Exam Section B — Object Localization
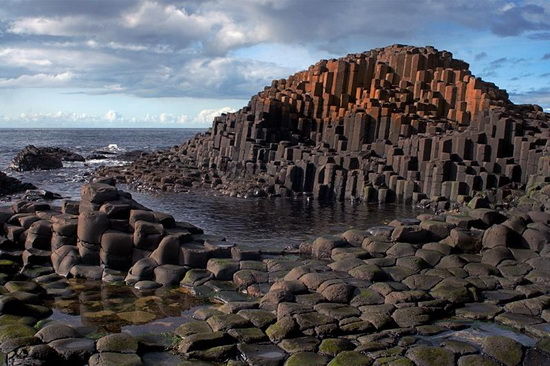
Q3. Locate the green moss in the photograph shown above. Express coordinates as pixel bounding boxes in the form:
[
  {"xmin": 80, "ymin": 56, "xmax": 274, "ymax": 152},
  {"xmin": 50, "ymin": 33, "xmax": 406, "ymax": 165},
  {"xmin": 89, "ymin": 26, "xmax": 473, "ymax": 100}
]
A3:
[
  {"xmin": 319, "ymin": 338, "xmax": 354, "ymax": 356},
  {"xmin": 327, "ymin": 351, "xmax": 372, "ymax": 366},
  {"xmin": 0, "ymin": 324, "xmax": 36, "ymax": 342},
  {"xmin": 284, "ymin": 352, "xmax": 330, "ymax": 366}
]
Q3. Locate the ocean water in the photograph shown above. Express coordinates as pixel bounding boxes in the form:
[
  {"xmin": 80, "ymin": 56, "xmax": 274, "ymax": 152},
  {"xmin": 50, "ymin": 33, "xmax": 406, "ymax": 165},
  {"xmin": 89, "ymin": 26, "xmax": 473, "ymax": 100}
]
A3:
[{"xmin": 0, "ymin": 128, "xmax": 426, "ymax": 249}]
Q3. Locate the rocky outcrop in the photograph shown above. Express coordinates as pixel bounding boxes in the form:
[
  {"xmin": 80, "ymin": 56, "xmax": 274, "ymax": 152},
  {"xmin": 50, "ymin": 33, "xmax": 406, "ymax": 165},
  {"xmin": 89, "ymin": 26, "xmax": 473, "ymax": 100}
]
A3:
[
  {"xmin": 97, "ymin": 44, "xmax": 549, "ymax": 204},
  {"xmin": 11, "ymin": 145, "xmax": 85, "ymax": 171},
  {"xmin": 0, "ymin": 171, "xmax": 35, "ymax": 197}
]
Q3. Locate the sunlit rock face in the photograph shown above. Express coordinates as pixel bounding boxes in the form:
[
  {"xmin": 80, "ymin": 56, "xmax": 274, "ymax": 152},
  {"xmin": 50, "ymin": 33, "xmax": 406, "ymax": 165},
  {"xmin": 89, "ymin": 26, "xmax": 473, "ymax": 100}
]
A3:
[{"xmin": 97, "ymin": 44, "xmax": 549, "ymax": 203}]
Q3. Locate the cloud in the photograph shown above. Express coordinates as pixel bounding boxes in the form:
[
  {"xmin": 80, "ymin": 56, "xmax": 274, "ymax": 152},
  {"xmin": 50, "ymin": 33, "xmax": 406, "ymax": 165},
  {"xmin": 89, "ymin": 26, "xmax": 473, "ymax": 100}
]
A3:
[
  {"xmin": 0, "ymin": 71, "xmax": 73, "ymax": 87},
  {"xmin": 509, "ymin": 87, "xmax": 550, "ymax": 108},
  {"xmin": 195, "ymin": 107, "xmax": 236, "ymax": 124},
  {"xmin": 1, "ymin": 109, "xmax": 192, "ymax": 126},
  {"xmin": 474, "ymin": 52, "xmax": 487, "ymax": 61},
  {"xmin": 543, "ymin": 53, "xmax": 550, "ymax": 60},
  {"xmin": 1, "ymin": 0, "xmax": 549, "ymax": 103},
  {"xmin": 104, "ymin": 110, "xmax": 120, "ymax": 122}
]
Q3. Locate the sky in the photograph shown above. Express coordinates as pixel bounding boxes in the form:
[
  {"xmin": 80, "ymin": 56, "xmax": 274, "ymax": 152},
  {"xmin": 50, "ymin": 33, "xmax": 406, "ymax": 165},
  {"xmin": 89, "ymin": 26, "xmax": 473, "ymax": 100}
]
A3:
[{"xmin": 0, "ymin": 0, "xmax": 549, "ymax": 128}]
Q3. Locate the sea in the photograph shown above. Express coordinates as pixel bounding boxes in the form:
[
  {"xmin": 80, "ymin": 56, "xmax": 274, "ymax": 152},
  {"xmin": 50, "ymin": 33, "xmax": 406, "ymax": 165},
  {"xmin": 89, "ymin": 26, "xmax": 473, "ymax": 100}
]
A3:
[{"xmin": 0, "ymin": 128, "xmax": 425, "ymax": 249}]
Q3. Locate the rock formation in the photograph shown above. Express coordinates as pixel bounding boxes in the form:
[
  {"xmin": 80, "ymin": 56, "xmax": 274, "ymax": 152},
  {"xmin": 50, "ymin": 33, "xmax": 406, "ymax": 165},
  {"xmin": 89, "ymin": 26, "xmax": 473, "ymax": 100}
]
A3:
[
  {"xmin": 0, "ymin": 171, "xmax": 36, "ymax": 197},
  {"xmin": 11, "ymin": 145, "xmax": 85, "ymax": 171},
  {"xmin": 97, "ymin": 44, "xmax": 549, "ymax": 204},
  {"xmin": 0, "ymin": 180, "xmax": 548, "ymax": 365}
]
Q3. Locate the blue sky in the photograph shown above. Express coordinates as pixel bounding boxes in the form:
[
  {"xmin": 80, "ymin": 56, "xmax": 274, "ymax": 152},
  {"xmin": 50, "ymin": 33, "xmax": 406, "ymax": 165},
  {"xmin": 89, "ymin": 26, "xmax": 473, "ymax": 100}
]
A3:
[{"xmin": 0, "ymin": 0, "xmax": 548, "ymax": 128}]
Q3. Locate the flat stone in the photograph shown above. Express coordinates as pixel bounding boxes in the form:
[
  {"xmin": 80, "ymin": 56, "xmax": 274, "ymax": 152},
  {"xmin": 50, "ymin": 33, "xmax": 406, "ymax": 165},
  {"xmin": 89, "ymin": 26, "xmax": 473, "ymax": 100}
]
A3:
[
  {"xmin": 455, "ymin": 303, "xmax": 501, "ymax": 320},
  {"xmin": 36, "ymin": 323, "xmax": 79, "ymax": 343},
  {"xmin": 392, "ymin": 307, "xmax": 430, "ymax": 327},
  {"xmin": 294, "ymin": 311, "xmax": 335, "ymax": 330},
  {"xmin": 238, "ymin": 343, "xmax": 287, "ymax": 366},
  {"xmin": 494, "ymin": 312, "xmax": 542, "ymax": 331},
  {"xmin": 0, "ymin": 323, "xmax": 36, "ymax": 342},
  {"xmin": 318, "ymin": 338, "xmax": 354, "ymax": 356},
  {"xmin": 175, "ymin": 321, "xmax": 212, "ymax": 338},
  {"xmin": 96, "ymin": 332, "xmax": 139, "ymax": 354},
  {"xmin": 177, "ymin": 331, "xmax": 233, "ymax": 353},
  {"xmin": 227, "ymin": 327, "xmax": 266, "ymax": 343},
  {"xmin": 405, "ymin": 346, "xmax": 454, "ymax": 366},
  {"xmin": 457, "ymin": 354, "xmax": 499, "ymax": 366},
  {"xmin": 265, "ymin": 316, "xmax": 297, "ymax": 342},
  {"xmin": 314, "ymin": 303, "xmax": 360, "ymax": 320},
  {"xmin": 284, "ymin": 351, "xmax": 330, "ymax": 366},
  {"xmin": 327, "ymin": 351, "xmax": 373, "ymax": 366},
  {"xmin": 278, "ymin": 336, "xmax": 319, "ymax": 353},
  {"xmin": 89, "ymin": 352, "xmax": 143, "ymax": 366},
  {"xmin": 481, "ymin": 335, "xmax": 523, "ymax": 366},
  {"xmin": 49, "ymin": 338, "xmax": 96, "ymax": 363},
  {"xmin": 237, "ymin": 309, "xmax": 277, "ymax": 329},
  {"xmin": 440, "ymin": 340, "xmax": 477, "ymax": 355},
  {"xmin": 206, "ymin": 313, "xmax": 249, "ymax": 332},
  {"xmin": 118, "ymin": 311, "xmax": 156, "ymax": 324}
]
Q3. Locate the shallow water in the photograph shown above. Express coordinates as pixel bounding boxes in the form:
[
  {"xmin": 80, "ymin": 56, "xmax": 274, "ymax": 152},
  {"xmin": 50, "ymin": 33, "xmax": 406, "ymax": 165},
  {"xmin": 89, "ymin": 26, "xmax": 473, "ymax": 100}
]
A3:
[
  {"xmin": 47, "ymin": 279, "xmax": 206, "ymax": 335},
  {"xmin": 130, "ymin": 190, "xmax": 427, "ymax": 250}
]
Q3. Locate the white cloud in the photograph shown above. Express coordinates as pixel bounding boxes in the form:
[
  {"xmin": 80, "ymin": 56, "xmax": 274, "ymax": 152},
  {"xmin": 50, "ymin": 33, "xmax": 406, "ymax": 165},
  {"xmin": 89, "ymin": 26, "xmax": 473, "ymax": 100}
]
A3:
[
  {"xmin": 0, "ymin": 71, "xmax": 74, "ymax": 88},
  {"xmin": 195, "ymin": 107, "xmax": 236, "ymax": 124},
  {"xmin": 104, "ymin": 110, "xmax": 120, "ymax": 121},
  {"xmin": 1, "ymin": 110, "xmax": 192, "ymax": 126}
]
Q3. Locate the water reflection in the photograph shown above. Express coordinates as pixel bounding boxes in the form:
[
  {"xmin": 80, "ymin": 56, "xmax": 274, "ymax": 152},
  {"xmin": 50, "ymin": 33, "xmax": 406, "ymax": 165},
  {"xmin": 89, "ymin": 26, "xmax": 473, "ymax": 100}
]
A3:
[
  {"xmin": 47, "ymin": 279, "xmax": 205, "ymax": 334},
  {"xmin": 131, "ymin": 190, "xmax": 428, "ymax": 249}
]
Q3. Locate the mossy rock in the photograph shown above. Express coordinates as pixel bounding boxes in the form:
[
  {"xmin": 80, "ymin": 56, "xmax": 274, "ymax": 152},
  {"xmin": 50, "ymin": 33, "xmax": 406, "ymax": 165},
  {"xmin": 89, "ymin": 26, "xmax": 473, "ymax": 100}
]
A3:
[
  {"xmin": 372, "ymin": 356, "xmax": 414, "ymax": 366},
  {"xmin": 175, "ymin": 321, "xmax": 212, "ymax": 338},
  {"xmin": 328, "ymin": 351, "xmax": 373, "ymax": 366},
  {"xmin": 0, "ymin": 324, "xmax": 36, "ymax": 342},
  {"xmin": 0, "ymin": 260, "xmax": 18, "ymax": 274},
  {"xmin": 187, "ymin": 344, "xmax": 235, "ymax": 361},
  {"xmin": 284, "ymin": 352, "xmax": 330, "ymax": 366},
  {"xmin": 406, "ymin": 346, "xmax": 454, "ymax": 366},
  {"xmin": 481, "ymin": 336, "xmax": 523, "ymax": 366},
  {"xmin": 96, "ymin": 332, "xmax": 138, "ymax": 353},
  {"xmin": 457, "ymin": 354, "xmax": 499, "ymax": 366},
  {"xmin": 0, "ymin": 314, "xmax": 36, "ymax": 327},
  {"xmin": 536, "ymin": 337, "xmax": 550, "ymax": 354},
  {"xmin": 265, "ymin": 317, "xmax": 296, "ymax": 342},
  {"xmin": 319, "ymin": 338, "xmax": 355, "ymax": 356}
]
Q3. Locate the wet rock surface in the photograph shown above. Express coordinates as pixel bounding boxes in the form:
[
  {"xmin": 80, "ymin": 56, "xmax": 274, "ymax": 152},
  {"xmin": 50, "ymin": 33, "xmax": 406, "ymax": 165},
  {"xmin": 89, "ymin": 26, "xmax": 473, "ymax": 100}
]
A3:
[
  {"xmin": 0, "ymin": 178, "xmax": 547, "ymax": 365},
  {"xmin": 0, "ymin": 171, "xmax": 36, "ymax": 197},
  {"xmin": 10, "ymin": 145, "xmax": 85, "ymax": 172}
]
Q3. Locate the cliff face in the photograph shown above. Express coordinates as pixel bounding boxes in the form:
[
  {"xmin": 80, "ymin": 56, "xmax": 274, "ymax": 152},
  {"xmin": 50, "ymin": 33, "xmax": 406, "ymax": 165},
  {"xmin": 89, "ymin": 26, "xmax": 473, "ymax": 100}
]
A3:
[{"xmin": 99, "ymin": 45, "xmax": 550, "ymax": 203}]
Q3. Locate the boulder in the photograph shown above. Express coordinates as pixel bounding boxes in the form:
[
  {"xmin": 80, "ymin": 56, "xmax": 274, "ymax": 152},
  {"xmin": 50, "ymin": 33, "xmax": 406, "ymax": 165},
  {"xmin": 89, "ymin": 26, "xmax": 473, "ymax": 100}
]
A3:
[{"xmin": 10, "ymin": 145, "xmax": 84, "ymax": 171}]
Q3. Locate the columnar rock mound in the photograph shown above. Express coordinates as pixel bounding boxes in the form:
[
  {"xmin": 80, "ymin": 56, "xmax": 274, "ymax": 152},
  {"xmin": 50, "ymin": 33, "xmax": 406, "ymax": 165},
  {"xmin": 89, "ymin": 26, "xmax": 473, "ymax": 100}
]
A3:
[
  {"xmin": 102, "ymin": 44, "xmax": 549, "ymax": 203},
  {"xmin": 11, "ymin": 145, "xmax": 85, "ymax": 171}
]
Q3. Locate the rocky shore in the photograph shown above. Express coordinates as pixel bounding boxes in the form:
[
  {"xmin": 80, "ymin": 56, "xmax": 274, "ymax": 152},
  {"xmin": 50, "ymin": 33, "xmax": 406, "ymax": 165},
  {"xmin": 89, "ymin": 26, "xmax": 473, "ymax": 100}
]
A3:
[
  {"xmin": 0, "ymin": 178, "xmax": 547, "ymax": 365},
  {"xmin": 96, "ymin": 44, "xmax": 549, "ymax": 205}
]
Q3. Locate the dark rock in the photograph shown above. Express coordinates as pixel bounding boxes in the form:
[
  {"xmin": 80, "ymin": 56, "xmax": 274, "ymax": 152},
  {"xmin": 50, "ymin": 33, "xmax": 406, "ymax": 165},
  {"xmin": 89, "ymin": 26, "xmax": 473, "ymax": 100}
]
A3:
[{"xmin": 11, "ymin": 145, "xmax": 84, "ymax": 171}]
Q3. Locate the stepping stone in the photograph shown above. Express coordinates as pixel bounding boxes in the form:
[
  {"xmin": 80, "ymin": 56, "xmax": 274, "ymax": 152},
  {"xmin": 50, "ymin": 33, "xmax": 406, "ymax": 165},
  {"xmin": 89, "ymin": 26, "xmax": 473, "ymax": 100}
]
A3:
[
  {"xmin": 481, "ymin": 336, "xmax": 523, "ymax": 366},
  {"xmin": 327, "ymin": 351, "xmax": 372, "ymax": 366},
  {"xmin": 284, "ymin": 351, "xmax": 330, "ymax": 366},
  {"xmin": 48, "ymin": 338, "xmax": 95, "ymax": 363},
  {"xmin": 237, "ymin": 309, "xmax": 276, "ymax": 329},
  {"xmin": 455, "ymin": 303, "xmax": 502, "ymax": 320},
  {"xmin": 227, "ymin": 327, "xmax": 267, "ymax": 343},
  {"xmin": 206, "ymin": 313, "xmax": 248, "ymax": 332},
  {"xmin": 89, "ymin": 352, "xmax": 142, "ymax": 366},
  {"xmin": 405, "ymin": 346, "xmax": 454, "ymax": 366},
  {"xmin": 278, "ymin": 336, "xmax": 319, "ymax": 353},
  {"xmin": 96, "ymin": 332, "xmax": 139, "ymax": 354},
  {"xmin": 238, "ymin": 343, "xmax": 286, "ymax": 366}
]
